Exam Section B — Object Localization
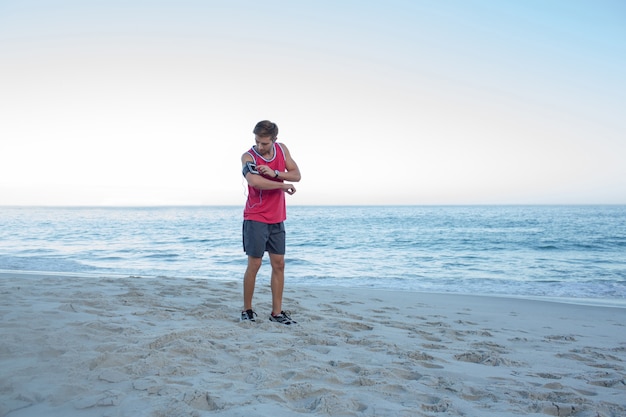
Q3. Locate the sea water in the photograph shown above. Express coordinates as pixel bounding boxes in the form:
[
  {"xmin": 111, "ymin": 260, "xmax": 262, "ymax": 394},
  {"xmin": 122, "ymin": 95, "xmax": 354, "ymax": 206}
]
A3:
[{"xmin": 1, "ymin": 205, "xmax": 625, "ymax": 306}]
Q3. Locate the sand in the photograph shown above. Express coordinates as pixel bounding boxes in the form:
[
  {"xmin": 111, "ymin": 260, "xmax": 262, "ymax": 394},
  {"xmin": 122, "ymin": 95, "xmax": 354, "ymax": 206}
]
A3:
[{"xmin": 1, "ymin": 272, "xmax": 625, "ymax": 417}]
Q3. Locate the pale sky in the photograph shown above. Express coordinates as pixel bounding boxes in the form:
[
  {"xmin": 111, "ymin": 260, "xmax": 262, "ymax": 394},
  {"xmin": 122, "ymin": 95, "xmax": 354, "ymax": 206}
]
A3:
[{"xmin": 1, "ymin": 0, "xmax": 625, "ymax": 206}]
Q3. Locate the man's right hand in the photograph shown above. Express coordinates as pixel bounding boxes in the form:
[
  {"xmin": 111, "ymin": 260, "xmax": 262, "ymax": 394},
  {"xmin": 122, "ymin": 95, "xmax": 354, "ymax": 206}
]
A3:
[{"xmin": 283, "ymin": 184, "xmax": 296, "ymax": 195}]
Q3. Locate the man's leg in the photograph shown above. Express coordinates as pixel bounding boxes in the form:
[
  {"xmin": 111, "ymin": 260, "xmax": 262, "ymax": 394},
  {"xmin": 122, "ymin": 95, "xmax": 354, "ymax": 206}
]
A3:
[
  {"xmin": 243, "ymin": 256, "xmax": 262, "ymax": 311},
  {"xmin": 269, "ymin": 253, "xmax": 285, "ymax": 315}
]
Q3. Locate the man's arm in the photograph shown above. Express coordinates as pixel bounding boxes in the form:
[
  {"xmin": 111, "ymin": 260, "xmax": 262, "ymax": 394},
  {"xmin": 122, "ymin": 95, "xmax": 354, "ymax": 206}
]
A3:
[
  {"xmin": 241, "ymin": 153, "xmax": 297, "ymax": 194},
  {"xmin": 278, "ymin": 143, "xmax": 301, "ymax": 182}
]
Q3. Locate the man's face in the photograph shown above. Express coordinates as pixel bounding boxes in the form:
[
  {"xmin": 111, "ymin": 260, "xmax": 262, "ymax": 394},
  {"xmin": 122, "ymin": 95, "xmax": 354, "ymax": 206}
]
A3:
[{"xmin": 254, "ymin": 135, "xmax": 274, "ymax": 157}]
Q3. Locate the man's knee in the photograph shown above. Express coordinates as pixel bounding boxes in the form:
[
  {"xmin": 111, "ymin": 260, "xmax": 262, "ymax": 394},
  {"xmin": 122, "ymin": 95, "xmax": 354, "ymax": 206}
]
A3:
[
  {"xmin": 269, "ymin": 255, "xmax": 285, "ymax": 271},
  {"xmin": 247, "ymin": 256, "xmax": 263, "ymax": 271}
]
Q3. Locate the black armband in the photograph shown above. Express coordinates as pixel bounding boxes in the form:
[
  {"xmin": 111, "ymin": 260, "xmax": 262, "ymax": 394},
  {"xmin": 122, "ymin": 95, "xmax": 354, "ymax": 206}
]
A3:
[{"xmin": 242, "ymin": 161, "xmax": 259, "ymax": 177}]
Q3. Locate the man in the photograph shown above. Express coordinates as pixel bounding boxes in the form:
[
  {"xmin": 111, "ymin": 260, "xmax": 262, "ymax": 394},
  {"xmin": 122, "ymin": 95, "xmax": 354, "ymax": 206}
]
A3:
[{"xmin": 240, "ymin": 120, "xmax": 301, "ymax": 324}]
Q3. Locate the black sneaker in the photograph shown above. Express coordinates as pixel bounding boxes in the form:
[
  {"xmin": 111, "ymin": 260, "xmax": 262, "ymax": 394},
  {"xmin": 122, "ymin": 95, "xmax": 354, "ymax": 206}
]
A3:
[
  {"xmin": 240, "ymin": 309, "xmax": 257, "ymax": 322},
  {"xmin": 269, "ymin": 311, "xmax": 297, "ymax": 325}
]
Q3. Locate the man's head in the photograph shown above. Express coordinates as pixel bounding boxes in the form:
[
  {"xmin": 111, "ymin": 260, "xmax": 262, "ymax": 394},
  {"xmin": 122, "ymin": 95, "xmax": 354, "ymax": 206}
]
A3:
[{"xmin": 253, "ymin": 120, "xmax": 279, "ymax": 141}]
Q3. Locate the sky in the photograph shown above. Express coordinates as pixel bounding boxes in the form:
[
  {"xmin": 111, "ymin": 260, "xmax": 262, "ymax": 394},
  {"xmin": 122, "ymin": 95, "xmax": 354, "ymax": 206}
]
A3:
[{"xmin": 1, "ymin": 0, "xmax": 625, "ymax": 206}]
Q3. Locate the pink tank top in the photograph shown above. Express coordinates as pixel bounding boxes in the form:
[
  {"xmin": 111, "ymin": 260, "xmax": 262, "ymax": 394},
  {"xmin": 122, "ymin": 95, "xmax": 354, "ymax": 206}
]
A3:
[{"xmin": 243, "ymin": 143, "xmax": 287, "ymax": 224}]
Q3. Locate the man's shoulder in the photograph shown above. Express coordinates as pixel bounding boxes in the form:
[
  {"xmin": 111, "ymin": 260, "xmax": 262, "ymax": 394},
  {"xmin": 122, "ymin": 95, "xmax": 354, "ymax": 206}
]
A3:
[
  {"xmin": 276, "ymin": 142, "xmax": 290, "ymax": 153},
  {"xmin": 241, "ymin": 150, "xmax": 254, "ymax": 161}
]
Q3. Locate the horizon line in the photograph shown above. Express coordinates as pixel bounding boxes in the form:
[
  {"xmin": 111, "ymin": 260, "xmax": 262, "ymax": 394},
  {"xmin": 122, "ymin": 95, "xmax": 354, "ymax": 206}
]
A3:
[{"xmin": 2, "ymin": 203, "xmax": 626, "ymax": 208}]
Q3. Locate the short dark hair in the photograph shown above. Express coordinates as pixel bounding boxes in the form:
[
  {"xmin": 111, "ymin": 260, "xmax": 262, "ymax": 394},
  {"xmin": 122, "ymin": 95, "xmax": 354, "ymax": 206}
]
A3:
[{"xmin": 253, "ymin": 120, "xmax": 279, "ymax": 139}]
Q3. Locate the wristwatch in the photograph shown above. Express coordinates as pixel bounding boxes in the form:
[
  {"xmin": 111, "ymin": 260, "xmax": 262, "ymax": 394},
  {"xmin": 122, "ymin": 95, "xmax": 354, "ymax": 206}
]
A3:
[{"xmin": 274, "ymin": 170, "xmax": 280, "ymax": 178}]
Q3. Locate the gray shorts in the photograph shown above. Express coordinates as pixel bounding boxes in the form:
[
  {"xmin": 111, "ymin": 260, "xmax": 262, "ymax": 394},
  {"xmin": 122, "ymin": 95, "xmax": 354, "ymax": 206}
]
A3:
[{"xmin": 242, "ymin": 220, "xmax": 286, "ymax": 257}]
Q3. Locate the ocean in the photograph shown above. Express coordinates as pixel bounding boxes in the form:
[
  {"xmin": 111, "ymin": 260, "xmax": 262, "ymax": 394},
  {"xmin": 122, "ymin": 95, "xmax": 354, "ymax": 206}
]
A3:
[{"xmin": 1, "ymin": 205, "xmax": 625, "ymax": 306}]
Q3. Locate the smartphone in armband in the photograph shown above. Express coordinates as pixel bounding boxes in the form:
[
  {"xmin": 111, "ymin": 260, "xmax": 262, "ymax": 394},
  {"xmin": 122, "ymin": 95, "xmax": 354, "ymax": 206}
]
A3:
[{"xmin": 246, "ymin": 161, "xmax": 259, "ymax": 174}]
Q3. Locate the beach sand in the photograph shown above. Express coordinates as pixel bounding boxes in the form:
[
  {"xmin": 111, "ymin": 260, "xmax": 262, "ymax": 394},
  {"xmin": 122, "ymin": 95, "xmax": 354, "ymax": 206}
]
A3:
[{"xmin": 1, "ymin": 273, "xmax": 624, "ymax": 417}]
